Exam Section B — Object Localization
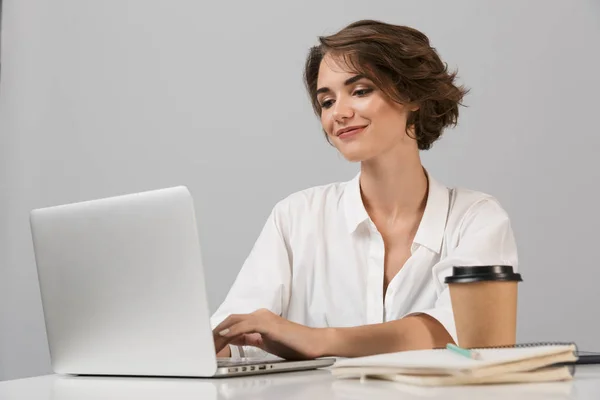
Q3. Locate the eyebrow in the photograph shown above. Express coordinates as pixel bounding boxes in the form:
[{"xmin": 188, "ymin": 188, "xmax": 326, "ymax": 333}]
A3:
[{"xmin": 316, "ymin": 75, "xmax": 366, "ymax": 96}]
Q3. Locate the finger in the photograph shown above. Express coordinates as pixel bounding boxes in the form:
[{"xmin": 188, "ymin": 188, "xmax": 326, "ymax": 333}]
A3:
[
  {"xmin": 219, "ymin": 320, "xmax": 261, "ymax": 338},
  {"xmin": 227, "ymin": 333, "xmax": 261, "ymax": 347},
  {"xmin": 227, "ymin": 335, "xmax": 249, "ymax": 347},
  {"xmin": 240, "ymin": 333, "xmax": 264, "ymax": 348},
  {"xmin": 213, "ymin": 314, "xmax": 246, "ymax": 335},
  {"xmin": 213, "ymin": 316, "xmax": 248, "ymax": 352},
  {"xmin": 213, "ymin": 330, "xmax": 232, "ymax": 353},
  {"xmin": 214, "ymin": 331, "xmax": 246, "ymax": 353}
]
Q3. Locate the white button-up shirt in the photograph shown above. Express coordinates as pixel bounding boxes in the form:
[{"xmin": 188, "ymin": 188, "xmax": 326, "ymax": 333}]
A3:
[{"xmin": 211, "ymin": 172, "xmax": 518, "ymax": 358}]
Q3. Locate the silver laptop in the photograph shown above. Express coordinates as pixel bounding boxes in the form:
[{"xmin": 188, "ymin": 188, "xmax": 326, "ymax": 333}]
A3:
[{"xmin": 30, "ymin": 186, "xmax": 334, "ymax": 377}]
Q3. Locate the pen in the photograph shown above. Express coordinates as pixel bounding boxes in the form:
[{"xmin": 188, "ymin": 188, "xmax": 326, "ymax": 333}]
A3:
[{"xmin": 447, "ymin": 343, "xmax": 482, "ymax": 360}]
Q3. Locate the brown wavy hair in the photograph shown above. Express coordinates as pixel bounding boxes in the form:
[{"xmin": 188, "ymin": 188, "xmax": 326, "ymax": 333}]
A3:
[{"xmin": 304, "ymin": 20, "xmax": 468, "ymax": 150}]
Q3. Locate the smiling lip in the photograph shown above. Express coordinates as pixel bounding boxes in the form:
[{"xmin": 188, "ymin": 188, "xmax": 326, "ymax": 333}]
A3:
[{"xmin": 337, "ymin": 125, "xmax": 367, "ymax": 139}]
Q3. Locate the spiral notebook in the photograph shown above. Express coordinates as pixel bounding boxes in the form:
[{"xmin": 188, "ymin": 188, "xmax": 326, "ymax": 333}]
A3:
[{"xmin": 331, "ymin": 342, "xmax": 578, "ymax": 386}]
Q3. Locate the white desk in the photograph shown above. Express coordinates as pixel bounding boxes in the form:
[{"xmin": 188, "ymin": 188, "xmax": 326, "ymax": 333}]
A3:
[{"xmin": 3, "ymin": 366, "xmax": 600, "ymax": 399}]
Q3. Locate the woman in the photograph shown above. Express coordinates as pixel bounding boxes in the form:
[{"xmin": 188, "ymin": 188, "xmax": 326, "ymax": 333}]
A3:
[{"xmin": 211, "ymin": 20, "xmax": 518, "ymax": 359}]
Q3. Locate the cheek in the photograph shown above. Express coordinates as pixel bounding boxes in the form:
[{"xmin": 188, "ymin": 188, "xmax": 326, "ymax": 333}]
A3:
[
  {"xmin": 352, "ymin": 96, "xmax": 377, "ymax": 115},
  {"xmin": 364, "ymin": 98, "xmax": 407, "ymax": 128},
  {"xmin": 356, "ymin": 96, "xmax": 398, "ymax": 123},
  {"xmin": 320, "ymin": 111, "xmax": 334, "ymax": 135}
]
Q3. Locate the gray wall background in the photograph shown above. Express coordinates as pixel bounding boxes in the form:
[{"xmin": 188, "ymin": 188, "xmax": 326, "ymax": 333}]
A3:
[{"xmin": 1, "ymin": 0, "xmax": 599, "ymax": 381}]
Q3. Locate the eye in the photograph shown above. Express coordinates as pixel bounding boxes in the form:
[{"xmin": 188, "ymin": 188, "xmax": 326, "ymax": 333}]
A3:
[
  {"xmin": 353, "ymin": 88, "xmax": 373, "ymax": 97},
  {"xmin": 320, "ymin": 99, "xmax": 334, "ymax": 109}
]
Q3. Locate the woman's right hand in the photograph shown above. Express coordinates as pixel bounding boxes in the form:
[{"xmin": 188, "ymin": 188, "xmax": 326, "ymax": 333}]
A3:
[
  {"xmin": 212, "ymin": 309, "xmax": 327, "ymax": 360},
  {"xmin": 214, "ymin": 328, "xmax": 266, "ymax": 355}
]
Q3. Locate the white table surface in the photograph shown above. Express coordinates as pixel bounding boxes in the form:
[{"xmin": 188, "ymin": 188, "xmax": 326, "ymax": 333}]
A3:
[{"xmin": 2, "ymin": 366, "xmax": 600, "ymax": 400}]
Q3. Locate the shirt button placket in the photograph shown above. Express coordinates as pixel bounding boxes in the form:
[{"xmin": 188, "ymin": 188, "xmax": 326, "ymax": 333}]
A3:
[{"xmin": 366, "ymin": 222, "xmax": 385, "ymax": 324}]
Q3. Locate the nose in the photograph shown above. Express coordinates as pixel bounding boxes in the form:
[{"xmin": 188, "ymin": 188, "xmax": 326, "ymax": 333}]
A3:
[{"xmin": 332, "ymin": 97, "xmax": 354, "ymax": 123}]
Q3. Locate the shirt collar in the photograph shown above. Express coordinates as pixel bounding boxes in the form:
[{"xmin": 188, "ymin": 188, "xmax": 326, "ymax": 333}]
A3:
[
  {"xmin": 413, "ymin": 172, "xmax": 450, "ymax": 254},
  {"xmin": 343, "ymin": 170, "xmax": 450, "ymax": 254},
  {"xmin": 343, "ymin": 172, "xmax": 370, "ymax": 235}
]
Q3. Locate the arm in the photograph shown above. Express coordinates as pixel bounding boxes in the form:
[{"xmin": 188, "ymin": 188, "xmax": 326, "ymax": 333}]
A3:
[
  {"xmin": 322, "ymin": 198, "xmax": 518, "ymax": 357},
  {"xmin": 215, "ymin": 311, "xmax": 452, "ymax": 359},
  {"xmin": 217, "ymin": 197, "xmax": 518, "ymax": 359},
  {"xmin": 211, "ymin": 203, "xmax": 292, "ymax": 358},
  {"xmin": 322, "ymin": 315, "xmax": 452, "ymax": 357}
]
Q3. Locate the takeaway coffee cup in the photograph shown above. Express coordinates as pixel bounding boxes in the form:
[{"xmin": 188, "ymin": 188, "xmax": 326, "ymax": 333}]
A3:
[{"xmin": 445, "ymin": 265, "xmax": 522, "ymax": 348}]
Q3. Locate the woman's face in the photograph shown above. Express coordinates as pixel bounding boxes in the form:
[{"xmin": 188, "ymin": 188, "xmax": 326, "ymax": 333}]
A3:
[{"xmin": 316, "ymin": 54, "xmax": 417, "ymax": 162}]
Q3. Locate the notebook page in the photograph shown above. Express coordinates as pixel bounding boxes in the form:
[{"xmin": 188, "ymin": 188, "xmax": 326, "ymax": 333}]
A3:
[{"xmin": 332, "ymin": 345, "xmax": 576, "ymax": 371}]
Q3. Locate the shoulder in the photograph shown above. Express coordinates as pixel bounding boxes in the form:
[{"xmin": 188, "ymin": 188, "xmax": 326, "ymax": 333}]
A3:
[
  {"xmin": 449, "ymin": 186, "xmax": 508, "ymax": 215},
  {"xmin": 447, "ymin": 186, "xmax": 511, "ymax": 226},
  {"xmin": 265, "ymin": 178, "xmax": 352, "ymax": 239},
  {"xmin": 271, "ymin": 179, "xmax": 349, "ymax": 217},
  {"xmin": 441, "ymin": 185, "xmax": 518, "ymax": 267},
  {"xmin": 448, "ymin": 187, "xmax": 503, "ymax": 213}
]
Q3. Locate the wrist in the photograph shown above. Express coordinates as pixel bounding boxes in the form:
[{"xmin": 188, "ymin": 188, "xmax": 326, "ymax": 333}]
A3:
[{"xmin": 315, "ymin": 327, "xmax": 340, "ymax": 358}]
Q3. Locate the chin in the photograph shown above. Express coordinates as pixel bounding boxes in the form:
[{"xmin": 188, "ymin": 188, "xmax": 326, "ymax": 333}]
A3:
[
  {"xmin": 337, "ymin": 149, "xmax": 371, "ymax": 163},
  {"xmin": 332, "ymin": 137, "xmax": 375, "ymax": 163}
]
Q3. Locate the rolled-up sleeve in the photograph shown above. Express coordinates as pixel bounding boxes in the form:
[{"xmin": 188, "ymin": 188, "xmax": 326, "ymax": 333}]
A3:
[
  {"xmin": 413, "ymin": 198, "xmax": 519, "ymax": 343},
  {"xmin": 210, "ymin": 203, "xmax": 292, "ymax": 358}
]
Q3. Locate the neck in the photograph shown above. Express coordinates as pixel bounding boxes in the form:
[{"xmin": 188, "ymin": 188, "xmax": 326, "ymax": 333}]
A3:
[{"xmin": 359, "ymin": 145, "xmax": 428, "ymax": 224}]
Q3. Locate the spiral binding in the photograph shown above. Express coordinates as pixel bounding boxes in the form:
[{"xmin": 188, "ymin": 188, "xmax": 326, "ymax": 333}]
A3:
[
  {"xmin": 434, "ymin": 341, "xmax": 577, "ymax": 350},
  {"xmin": 471, "ymin": 341, "xmax": 577, "ymax": 350}
]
